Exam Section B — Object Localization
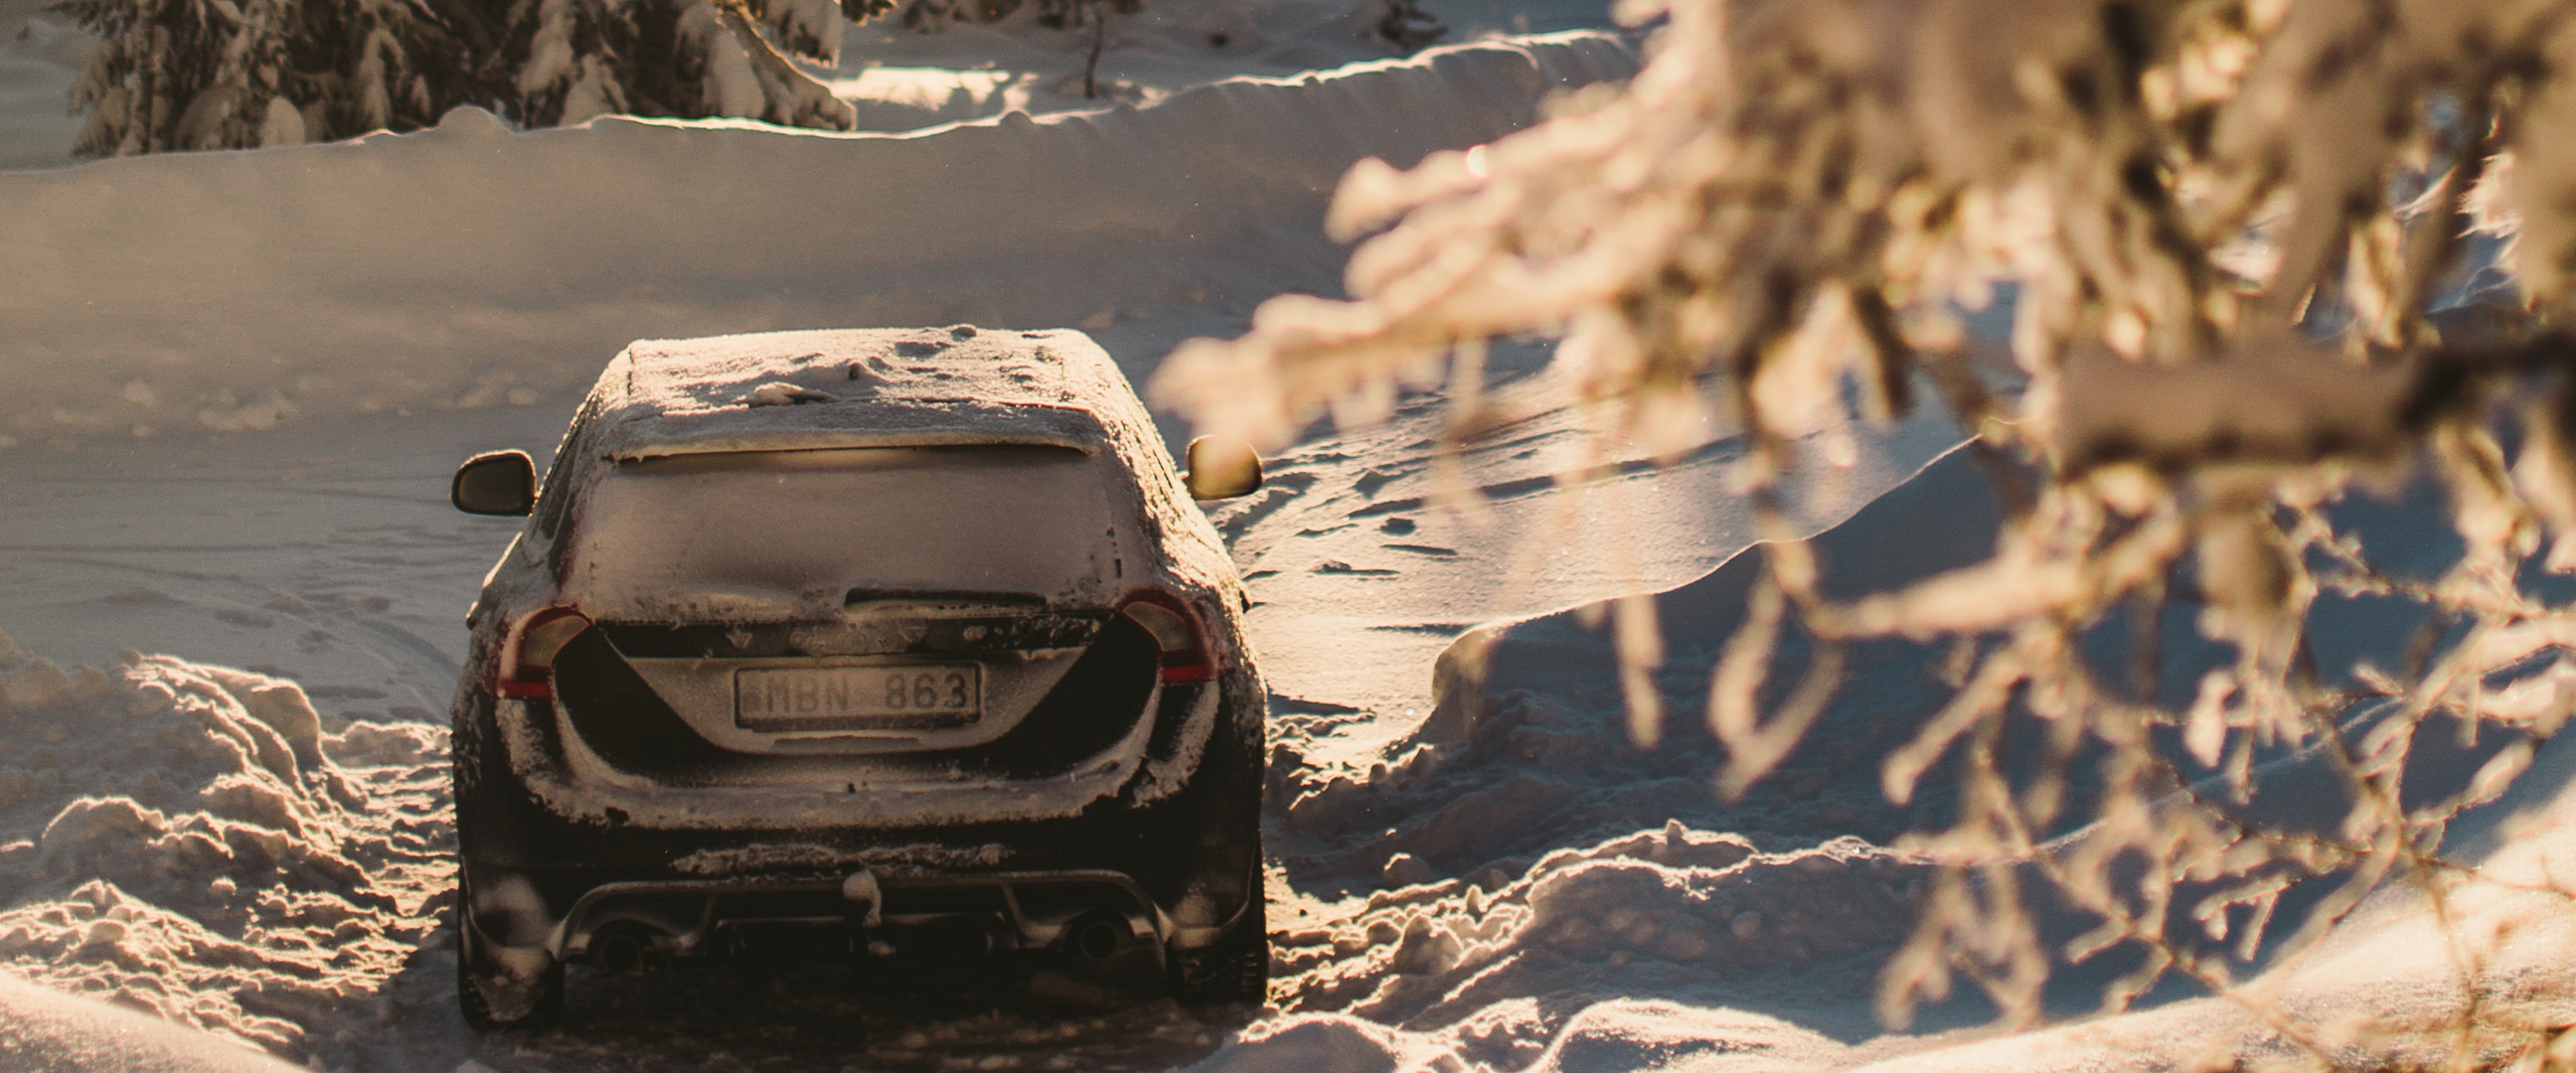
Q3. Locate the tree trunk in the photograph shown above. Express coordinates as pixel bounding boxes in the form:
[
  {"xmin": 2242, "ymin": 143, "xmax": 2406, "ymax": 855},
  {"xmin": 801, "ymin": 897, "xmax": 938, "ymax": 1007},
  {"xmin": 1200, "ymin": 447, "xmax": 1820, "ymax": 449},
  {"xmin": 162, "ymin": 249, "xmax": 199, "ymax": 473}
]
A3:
[{"xmin": 1083, "ymin": 0, "xmax": 1103, "ymax": 99}]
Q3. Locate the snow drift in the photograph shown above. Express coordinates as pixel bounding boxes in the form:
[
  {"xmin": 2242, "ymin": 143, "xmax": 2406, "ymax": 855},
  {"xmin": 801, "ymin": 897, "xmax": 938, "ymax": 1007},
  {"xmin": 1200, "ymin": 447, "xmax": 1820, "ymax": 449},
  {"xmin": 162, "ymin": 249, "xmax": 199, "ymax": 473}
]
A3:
[
  {"xmin": 1268, "ymin": 827, "xmax": 1925, "ymax": 1031},
  {"xmin": 0, "ymin": 969, "xmax": 305, "ymax": 1072},
  {"xmin": 0, "ymin": 634, "xmax": 448, "ymax": 1059}
]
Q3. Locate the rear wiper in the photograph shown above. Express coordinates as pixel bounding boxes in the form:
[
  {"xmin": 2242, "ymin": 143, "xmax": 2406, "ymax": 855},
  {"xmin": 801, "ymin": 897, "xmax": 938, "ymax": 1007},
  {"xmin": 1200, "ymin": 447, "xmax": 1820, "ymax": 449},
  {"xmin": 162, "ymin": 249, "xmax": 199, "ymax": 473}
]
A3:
[{"xmin": 844, "ymin": 589, "xmax": 1051, "ymax": 609}]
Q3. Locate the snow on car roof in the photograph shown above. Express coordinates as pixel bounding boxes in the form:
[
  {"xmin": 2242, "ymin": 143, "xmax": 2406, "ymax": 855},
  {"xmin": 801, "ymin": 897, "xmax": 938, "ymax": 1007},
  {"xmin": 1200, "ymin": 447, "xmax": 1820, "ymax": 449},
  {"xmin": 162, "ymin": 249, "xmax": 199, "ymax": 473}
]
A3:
[
  {"xmin": 535, "ymin": 323, "xmax": 1238, "ymax": 629},
  {"xmin": 588, "ymin": 326, "xmax": 1129, "ymax": 458}
]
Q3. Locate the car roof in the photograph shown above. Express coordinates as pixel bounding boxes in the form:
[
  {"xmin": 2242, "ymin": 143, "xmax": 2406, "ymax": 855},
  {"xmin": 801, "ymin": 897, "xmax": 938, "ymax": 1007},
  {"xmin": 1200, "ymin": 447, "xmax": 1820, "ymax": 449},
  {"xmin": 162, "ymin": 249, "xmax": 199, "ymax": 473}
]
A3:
[
  {"xmin": 586, "ymin": 327, "xmax": 1137, "ymax": 460},
  {"xmin": 524, "ymin": 326, "xmax": 1242, "ymax": 615}
]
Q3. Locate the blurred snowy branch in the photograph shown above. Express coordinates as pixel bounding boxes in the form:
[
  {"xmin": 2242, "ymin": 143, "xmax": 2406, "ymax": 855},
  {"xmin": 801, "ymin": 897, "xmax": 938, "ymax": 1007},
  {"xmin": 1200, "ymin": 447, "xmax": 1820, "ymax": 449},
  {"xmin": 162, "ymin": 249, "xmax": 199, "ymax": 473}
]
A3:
[{"xmin": 1156, "ymin": 0, "xmax": 2576, "ymax": 1059}]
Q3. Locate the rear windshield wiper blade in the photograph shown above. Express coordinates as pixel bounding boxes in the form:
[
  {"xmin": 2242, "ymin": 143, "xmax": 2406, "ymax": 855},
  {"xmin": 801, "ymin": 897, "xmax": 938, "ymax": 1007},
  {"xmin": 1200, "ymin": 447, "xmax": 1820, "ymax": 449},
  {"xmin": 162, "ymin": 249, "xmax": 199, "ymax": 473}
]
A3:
[{"xmin": 844, "ymin": 589, "xmax": 1051, "ymax": 609}]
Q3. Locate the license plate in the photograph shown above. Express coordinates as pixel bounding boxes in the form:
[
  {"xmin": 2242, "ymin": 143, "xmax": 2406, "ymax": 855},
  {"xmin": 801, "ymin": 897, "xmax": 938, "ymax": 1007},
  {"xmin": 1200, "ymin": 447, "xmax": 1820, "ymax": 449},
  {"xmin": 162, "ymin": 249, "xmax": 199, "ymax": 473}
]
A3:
[{"xmin": 734, "ymin": 664, "xmax": 982, "ymax": 730}]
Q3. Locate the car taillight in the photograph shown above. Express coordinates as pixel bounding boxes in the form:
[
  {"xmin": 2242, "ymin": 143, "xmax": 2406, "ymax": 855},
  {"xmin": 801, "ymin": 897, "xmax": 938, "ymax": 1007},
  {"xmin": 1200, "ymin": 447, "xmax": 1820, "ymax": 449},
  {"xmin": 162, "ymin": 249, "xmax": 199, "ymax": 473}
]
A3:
[
  {"xmin": 1118, "ymin": 592, "xmax": 1215, "ymax": 684},
  {"xmin": 494, "ymin": 606, "xmax": 591, "ymax": 700}
]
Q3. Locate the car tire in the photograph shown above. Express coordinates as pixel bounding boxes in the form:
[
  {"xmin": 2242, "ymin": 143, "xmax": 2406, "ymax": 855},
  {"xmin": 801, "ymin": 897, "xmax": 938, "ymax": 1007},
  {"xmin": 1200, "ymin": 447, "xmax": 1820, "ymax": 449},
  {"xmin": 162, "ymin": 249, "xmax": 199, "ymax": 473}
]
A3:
[
  {"xmin": 1171, "ymin": 888, "xmax": 1268, "ymax": 1007},
  {"xmin": 455, "ymin": 887, "xmax": 564, "ymax": 1032}
]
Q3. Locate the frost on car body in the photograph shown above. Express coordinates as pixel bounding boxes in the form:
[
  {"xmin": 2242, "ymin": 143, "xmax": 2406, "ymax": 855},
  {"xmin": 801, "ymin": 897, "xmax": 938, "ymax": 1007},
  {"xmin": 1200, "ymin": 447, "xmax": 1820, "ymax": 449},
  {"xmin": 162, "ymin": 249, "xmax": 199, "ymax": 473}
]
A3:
[{"xmin": 447, "ymin": 327, "xmax": 1269, "ymax": 1027}]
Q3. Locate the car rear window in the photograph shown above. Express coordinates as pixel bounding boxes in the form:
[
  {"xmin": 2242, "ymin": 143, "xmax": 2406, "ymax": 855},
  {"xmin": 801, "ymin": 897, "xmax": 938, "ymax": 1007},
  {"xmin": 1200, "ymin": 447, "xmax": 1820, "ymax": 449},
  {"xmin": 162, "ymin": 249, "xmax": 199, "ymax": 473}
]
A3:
[{"xmin": 563, "ymin": 446, "xmax": 1122, "ymax": 618}]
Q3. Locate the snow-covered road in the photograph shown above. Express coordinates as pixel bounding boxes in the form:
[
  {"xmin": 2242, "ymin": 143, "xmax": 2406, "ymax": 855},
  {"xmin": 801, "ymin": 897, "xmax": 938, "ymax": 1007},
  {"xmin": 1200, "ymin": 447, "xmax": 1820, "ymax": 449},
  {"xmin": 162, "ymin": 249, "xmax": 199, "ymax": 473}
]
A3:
[{"xmin": 6, "ymin": 1, "xmax": 2572, "ymax": 1070}]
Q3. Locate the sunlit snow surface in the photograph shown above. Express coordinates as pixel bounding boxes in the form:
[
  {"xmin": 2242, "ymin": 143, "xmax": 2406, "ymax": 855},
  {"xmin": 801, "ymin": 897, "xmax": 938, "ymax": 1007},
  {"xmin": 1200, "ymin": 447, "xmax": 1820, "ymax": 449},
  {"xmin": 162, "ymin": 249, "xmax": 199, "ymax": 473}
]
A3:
[{"xmin": 1, "ymin": 1, "xmax": 2570, "ymax": 1070}]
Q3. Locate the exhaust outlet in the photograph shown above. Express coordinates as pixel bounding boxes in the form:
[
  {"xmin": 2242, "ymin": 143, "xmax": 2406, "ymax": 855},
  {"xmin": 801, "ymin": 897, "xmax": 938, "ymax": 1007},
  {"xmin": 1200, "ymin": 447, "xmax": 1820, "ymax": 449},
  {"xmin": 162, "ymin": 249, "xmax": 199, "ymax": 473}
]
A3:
[
  {"xmin": 596, "ymin": 932, "xmax": 648, "ymax": 975},
  {"xmin": 1074, "ymin": 918, "xmax": 1125, "ymax": 961}
]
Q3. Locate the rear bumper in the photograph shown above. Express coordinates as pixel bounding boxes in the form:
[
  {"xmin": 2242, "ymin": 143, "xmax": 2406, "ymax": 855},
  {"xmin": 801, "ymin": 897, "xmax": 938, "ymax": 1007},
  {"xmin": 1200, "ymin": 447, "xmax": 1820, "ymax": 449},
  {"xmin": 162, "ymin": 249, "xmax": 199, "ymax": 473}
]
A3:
[
  {"xmin": 503, "ymin": 687, "xmax": 1185, "ymax": 833},
  {"xmin": 520, "ymin": 867, "xmax": 1241, "ymax": 964},
  {"xmin": 455, "ymin": 808, "xmax": 1259, "ymax": 956},
  {"xmin": 463, "ymin": 861, "xmax": 1256, "ymax": 976},
  {"xmin": 452, "ymin": 669, "xmax": 1267, "ymax": 962}
]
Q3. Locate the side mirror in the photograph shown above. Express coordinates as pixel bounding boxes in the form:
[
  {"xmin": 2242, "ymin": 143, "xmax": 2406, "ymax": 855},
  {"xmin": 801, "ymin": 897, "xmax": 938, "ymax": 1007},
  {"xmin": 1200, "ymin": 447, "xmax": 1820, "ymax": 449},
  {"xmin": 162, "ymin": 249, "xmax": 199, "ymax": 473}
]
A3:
[
  {"xmin": 1184, "ymin": 436, "xmax": 1263, "ymax": 501},
  {"xmin": 452, "ymin": 450, "xmax": 537, "ymax": 516}
]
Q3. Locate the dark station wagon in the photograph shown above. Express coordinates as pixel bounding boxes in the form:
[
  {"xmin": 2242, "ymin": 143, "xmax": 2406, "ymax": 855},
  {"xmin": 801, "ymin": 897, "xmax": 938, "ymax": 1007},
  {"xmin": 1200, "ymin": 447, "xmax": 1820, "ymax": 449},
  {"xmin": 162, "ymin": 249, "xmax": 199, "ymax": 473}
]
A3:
[{"xmin": 444, "ymin": 327, "xmax": 1269, "ymax": 1027}]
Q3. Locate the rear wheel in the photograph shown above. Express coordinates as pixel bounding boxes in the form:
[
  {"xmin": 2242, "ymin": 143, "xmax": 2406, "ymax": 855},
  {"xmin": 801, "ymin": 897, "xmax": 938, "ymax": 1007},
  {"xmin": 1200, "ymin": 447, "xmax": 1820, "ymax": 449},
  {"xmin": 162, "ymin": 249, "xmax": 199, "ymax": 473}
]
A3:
[
  {"xmin": 1171, "ymin": 890, "xmax": 1267, "ymax": 1007},
  {"xmin": 1172, "ymin": 688, "xmax": 1268, "ymax": 1008}
]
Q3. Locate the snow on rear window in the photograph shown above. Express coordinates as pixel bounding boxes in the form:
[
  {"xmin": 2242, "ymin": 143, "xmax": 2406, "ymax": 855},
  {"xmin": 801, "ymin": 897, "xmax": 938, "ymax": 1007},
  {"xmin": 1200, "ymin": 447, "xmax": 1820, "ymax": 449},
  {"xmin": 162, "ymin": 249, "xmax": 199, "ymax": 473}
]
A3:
[{"xmin": 564, "ymin": 446, "xmax": 1120, "ymax": 621}]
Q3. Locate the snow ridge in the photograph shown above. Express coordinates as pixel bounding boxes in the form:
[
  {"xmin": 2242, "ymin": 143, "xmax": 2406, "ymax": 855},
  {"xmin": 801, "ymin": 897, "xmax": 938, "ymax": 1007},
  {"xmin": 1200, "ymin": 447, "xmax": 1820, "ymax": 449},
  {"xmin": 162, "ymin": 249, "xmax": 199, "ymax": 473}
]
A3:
[{"xmin": 0, "ymin": 32, "xmax": 1636, "ymax": 449}]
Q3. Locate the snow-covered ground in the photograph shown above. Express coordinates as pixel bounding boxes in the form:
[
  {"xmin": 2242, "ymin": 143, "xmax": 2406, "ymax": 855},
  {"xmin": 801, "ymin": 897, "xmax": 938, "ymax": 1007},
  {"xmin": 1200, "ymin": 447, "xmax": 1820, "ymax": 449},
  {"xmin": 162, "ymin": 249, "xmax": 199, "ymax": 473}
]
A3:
[{"xmin": 3, "ymin": 1, "xmax": 2570, "ymax": 1070}]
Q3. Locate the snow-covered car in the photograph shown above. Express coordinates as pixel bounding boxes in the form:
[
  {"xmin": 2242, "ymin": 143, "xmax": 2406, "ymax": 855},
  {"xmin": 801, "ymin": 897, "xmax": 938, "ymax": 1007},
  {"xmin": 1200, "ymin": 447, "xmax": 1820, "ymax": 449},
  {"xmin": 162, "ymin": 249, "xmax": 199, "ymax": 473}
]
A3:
[{"xmin": 443, "ymin": 327, "xmax": 1269, "ymax": 1028}]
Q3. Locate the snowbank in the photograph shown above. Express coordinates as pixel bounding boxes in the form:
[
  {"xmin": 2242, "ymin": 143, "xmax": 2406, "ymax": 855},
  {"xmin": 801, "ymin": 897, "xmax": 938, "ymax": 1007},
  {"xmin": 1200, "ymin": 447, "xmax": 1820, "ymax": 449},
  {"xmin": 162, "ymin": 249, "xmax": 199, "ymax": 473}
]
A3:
[
  {"xmin": 1256, "ymin": 447, "xmax": 2005, "ymax": 904},
  {"xmin": 1270, "ymin": 827, "xmax": 1926, "ymax": 1031},
  {"xmin": 0, "ymin": 970, "xmax": 304, "ymax": 1072},
  {"xmin": 0, "ymin": 633, "xmax": 448, "ymax": 1059},
  {"xmin": 1204, "ymin": 348, "xmax": 1967, "ymax": 750},
  {"xmin": 0, "ymin": 33, "xmax": 1635, "ymax": 449},
  {"xmin": 1222, "ymin": 434, "xmax": 2572, "ymax": 1063},
  {"xmin": 1183, "ymin": 999, "xmax": 1858, "ymax": 1073},
  {"xmin": 822, "ymin": 0, "xmax": 1631, "ymax": 133}
]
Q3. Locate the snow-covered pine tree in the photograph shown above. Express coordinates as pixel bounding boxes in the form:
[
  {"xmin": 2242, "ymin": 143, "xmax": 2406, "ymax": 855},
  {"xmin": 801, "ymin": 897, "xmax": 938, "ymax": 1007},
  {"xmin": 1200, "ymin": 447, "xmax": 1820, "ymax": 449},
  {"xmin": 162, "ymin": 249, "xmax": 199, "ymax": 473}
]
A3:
[
  {"xmin": 55, "ymin": 0, "xmax": 464, "ymax": 154},
  {"xmin": 496, "ymin": 0, "xmax": 883, "ymax": 129},
  {"xmin": 52, "ymin": 0, "xmax": 888, "ymax": 154}
]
